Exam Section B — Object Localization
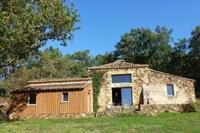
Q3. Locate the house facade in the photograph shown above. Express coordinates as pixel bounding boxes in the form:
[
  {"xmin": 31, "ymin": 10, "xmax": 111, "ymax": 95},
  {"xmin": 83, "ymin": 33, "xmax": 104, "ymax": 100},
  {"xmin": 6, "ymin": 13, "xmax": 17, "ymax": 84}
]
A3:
[
  {"xmin": 10, "ymin": 78, "xmax": 93, "ymax": 119},
  {"xmin": 10, "ymin": 60, "xmax": 196, "ymax": 119},
  {"xmin": 88, "ymin": 60, "xmax": 196, "ymax": 112}
]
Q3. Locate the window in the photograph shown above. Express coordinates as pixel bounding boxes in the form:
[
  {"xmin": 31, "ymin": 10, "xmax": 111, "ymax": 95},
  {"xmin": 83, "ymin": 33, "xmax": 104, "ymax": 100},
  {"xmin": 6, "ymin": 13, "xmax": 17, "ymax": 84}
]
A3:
[
  {"xmin": 167, "ymin": 84, "xmax": 174, "ymax": 96},
  {"xmin": 112, "ymin": 88, "xmax": 132, "ymax": 106},
  {"xmin": 28, "ymin": 94, "xmax": 36, "ymax": 105},
  {"xmin": 112, "ymin": 74, "xmax": 132, "ymax": 83},
  {"xmin": 63, "ymin": 93, "xmax": 69, "ymax": 102}
]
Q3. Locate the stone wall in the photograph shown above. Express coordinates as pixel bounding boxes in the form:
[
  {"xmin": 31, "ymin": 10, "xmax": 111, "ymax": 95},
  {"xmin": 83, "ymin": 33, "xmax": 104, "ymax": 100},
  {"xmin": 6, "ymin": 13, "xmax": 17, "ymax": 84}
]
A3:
[
  {"xmin": 145, "ymin": 69, "xmax": 196, "ymax": 105},
  {"xmin": 95, "ymin": 106, "xmax": 136, "ymax": 117},
  {"xmin": 95, "ymin": 104, "xmax": 195, "ymax": 117},
  {"xmin": 139, "ymin": 104, "xmax": 196, "ymax": 116},
  {"xmin": 96, "ymin": 67, "xmax": 196, "ymax": 112},
  {"xmin": 9, "ymin": 112, "xmax": 94, "ymax": 120},
  {"xmin": 97, "ymin": 68, "xmax": 149, "ymax": 112}
]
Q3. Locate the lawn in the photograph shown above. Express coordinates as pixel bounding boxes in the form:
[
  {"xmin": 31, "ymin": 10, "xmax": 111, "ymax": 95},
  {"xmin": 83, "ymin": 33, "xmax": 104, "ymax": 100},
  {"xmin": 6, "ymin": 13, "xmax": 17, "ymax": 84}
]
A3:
[{"xmin": 0, "ymin": 112, "xmax": 200, "ymax": 133}]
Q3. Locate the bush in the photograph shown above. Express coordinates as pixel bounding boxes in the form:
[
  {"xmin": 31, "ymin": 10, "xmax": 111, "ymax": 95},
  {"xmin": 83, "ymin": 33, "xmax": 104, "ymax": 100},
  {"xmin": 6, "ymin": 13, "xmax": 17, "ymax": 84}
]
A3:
[
  {"xmin": 183, "ymin": 99, "xmax": 200, "ymax": 112},
  {"xmin": 194, "ymin": 99, "xmax": 200, "ymax": 112},
  {"xmin": 183, "ymin": 103, "xmax": 196, "ymax": 112}
]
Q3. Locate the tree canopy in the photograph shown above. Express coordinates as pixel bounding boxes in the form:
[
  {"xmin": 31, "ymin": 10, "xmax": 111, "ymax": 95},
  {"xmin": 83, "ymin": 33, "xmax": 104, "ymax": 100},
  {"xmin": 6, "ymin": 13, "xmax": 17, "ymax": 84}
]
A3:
[
  {"xmin": 0, "ymin": 0, "xmax": 79, "ymax": 68},
  {"xmin": 188, "ymin": 26, "xmax": 200, "ymax": 97}
]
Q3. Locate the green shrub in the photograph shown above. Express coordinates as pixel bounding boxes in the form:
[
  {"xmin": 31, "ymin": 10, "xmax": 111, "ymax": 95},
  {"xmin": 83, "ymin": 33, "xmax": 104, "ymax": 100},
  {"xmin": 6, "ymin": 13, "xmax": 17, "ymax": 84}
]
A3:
[
  {"xmin": 194, "ymin": 99, "xmax": 200, "ymax": 112},
  {"xmin": 183, "ymin": 103, "xmax": 196, "ymax": 112},
  {"xmin": 183, "ymin": 99, "xmax": 200, "ymax": 112}
]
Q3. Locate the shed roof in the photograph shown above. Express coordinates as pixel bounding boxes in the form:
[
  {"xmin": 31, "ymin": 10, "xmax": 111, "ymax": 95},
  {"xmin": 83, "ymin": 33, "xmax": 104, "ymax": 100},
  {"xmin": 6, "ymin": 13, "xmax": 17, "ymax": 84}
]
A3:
[
  {"xmin": 88, "ymin": 60, "xmax": 148, "ymax": 70},
  {"xmin": 27, "ymin": 78, "xmax": 92, "ymax": 84},
  {"xmin": 12, "ymin": 78, "xmax": 92, "ymax": 93}
]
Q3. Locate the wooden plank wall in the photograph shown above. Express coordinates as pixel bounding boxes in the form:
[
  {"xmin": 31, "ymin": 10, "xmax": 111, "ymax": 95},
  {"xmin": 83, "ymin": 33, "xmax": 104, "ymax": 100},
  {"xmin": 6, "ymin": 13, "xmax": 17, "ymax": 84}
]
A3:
[{"xmin": 11, "ymin": 84, "xmax": 93, "ymax": 116}]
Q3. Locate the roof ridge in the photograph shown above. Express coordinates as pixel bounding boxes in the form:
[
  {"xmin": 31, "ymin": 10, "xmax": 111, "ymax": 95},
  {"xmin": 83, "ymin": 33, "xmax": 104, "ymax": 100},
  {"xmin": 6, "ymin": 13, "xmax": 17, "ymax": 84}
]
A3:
[
  {"xmin": 149, "ymin": 69, "xmax": 195, "ymax": 82},
  {"xmin": 12, "ymin": 82, "xmax": 92, "ymax": 93},
  {"xmin": 88, "ymin": 60, "xmax": 148, "ymax": 70},
  {"xmin": 27, "ymin": 78, "xmax": 92, "ymax": 84}
]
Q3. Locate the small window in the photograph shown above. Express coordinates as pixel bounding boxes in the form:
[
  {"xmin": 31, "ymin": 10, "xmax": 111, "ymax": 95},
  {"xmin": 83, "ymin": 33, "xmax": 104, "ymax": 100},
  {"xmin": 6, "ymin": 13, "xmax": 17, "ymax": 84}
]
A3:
[
  {"xmin": 167, "ymin": 84, "xmax": 174, "ymax": 96},
  {"xmin": 63, "ymin": 93, "xmax": 69, "ymax": 102},
  {"xmin": 112, "ymin": 74, "xmax": 132, "ymax": 83},
  {"xmin": 28, "ymin": 94, "xmax": 36, "ymax": 104}
]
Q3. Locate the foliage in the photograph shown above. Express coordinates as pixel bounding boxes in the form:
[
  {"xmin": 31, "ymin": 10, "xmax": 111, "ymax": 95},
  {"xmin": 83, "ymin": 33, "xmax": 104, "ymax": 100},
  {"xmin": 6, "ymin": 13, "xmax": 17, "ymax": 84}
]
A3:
[
  {"xmin": 115, "ymin": 26, "xmax": 172, "ymax": 71},
  {"xmin": 66, "ymin": 50, "xmax": 94, "ymax": 77},
  {"xmin": 183, "ymin": 100, "xmax": 200, "ymax": 112},
  {"xmin": 0, "ymin": 0, "xmax": 79, "ymax": 68},
  {"xmin": 168, "ymin": 39, "xmax": 189, "ymax": 76},
  {"xmin": 0, "ymin": 80, "xmax": 14, "ymax": 95},
  {"xmin": 1, "ymin": 113, "xmax": 200, "ymax": 132},
  {"xmin": 183, "ymin": 103, "xmax": 197, "ymax": 112},
  {"xmin": 188, "ymin": 26, "xmax": 200, "ymax": 97},
  {"xmin": 1, "ymin": 48, "xmax": 93, "ymax": 92},
  {"xmin": 92, "ymin": 71, "xmax": 104, "ymax": 112},
  {"xmin": 193, "ymin": 99, "xmax": 200, "ymax": 112},
  {"xmin": 195, "ymin": 99, "xmax": 200, "ymax": 112},
  {"xmin": 95, "ymin": 51, "xmax": 117, "ymax": 66}
]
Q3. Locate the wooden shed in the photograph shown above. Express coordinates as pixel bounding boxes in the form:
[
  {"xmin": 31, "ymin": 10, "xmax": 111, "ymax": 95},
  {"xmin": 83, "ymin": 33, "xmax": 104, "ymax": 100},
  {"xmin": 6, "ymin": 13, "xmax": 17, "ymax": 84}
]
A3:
[{"xmin": 9, "ymin": 78, "xmax": 93, "ymax": 119}]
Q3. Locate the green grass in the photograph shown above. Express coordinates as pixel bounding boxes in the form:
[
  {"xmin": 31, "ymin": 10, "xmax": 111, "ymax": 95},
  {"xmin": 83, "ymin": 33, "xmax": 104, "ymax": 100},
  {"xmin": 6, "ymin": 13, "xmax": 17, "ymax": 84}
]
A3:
[{"xmin": 0, "ymin": 112, "xmax": 200, "ymax": 133}]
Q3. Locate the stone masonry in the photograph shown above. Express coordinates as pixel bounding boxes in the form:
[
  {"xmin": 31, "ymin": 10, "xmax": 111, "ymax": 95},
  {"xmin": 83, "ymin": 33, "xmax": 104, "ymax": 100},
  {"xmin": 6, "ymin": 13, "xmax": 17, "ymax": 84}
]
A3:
[{"xmin": 88, "ymin": 60, "xmax": 196, "ymax": 112}]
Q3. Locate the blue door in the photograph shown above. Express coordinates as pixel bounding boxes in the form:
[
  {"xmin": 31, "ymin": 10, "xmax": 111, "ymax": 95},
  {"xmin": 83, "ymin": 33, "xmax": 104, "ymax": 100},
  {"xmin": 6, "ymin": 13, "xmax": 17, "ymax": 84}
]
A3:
[{"xmin": 121, "ymin": 88, "xmax": 132, "ymax": 106}]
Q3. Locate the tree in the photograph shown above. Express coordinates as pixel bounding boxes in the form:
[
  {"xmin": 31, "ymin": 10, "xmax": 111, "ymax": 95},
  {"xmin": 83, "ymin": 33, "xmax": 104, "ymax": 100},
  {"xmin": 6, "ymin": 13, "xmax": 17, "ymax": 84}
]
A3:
[
  {"xmin": 66, "ymin": 50, "xmax": 93, "ymax": 77},
  {"xmin": 115, "ymin": 28, "xmax": 156, "ymax": 64},
  {"xmin": 115, "ymin": 26, "xmax": 173, "ymax": 71},
  {"xmin": 95, "ymin": 51, "xmax": 117, "ymax": 65},
  {"xmin": 0, "ymin": 0, "xmax": 79, "ymax": 68},
  {"xmin": 169, "ymin": 39, "xmax": 189, "ymax": 76},
  {"xmin": 148, "ymin": 26, "xmax": 173, "ymax": 71},
  {"xmin": 188, "ymin": 26, "xmax": 200, "ymax": 97}
]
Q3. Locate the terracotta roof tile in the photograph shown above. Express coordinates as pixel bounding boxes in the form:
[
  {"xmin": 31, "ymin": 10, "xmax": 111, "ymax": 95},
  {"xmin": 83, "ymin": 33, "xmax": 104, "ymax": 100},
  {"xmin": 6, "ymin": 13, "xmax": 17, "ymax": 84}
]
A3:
[
  {"xmin": 27, "ymin": 78, "xmax": 92, "ymax": 84},
  {"xmin": 12, "ymin": 78, "xmax": 92, "ymax": 92},
  {"xmin": 88, "ymin": 60, "xmax": 148, "ymax": 70}
]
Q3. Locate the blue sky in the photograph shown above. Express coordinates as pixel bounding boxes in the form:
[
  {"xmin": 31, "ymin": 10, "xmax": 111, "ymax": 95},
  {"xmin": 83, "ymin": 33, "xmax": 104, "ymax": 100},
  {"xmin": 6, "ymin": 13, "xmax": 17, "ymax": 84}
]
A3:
[{"xmin": 46, "ymin": 0, "xmax": 200, "ymax": 56}]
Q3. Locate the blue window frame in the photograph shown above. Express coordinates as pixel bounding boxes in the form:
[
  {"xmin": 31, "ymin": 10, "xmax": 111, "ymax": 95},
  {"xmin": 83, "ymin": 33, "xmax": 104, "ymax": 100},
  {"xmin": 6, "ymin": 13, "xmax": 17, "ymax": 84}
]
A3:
[
  {"xmin": 63, "ymin": 93, "xmax": 69, "ymax": 101},
  {"xmin": 167, "ymin": 84, "xmax": 174, "ymax": 96},
  {"xmin": 112, "ymin": 74, "xmax": 132, "ymax": 83}
]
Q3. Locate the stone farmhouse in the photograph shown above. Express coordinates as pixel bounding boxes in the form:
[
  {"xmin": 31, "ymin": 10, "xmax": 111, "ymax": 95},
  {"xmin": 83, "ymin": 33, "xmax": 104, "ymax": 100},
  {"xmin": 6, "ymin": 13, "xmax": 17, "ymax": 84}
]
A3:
[
  {"xmin": 88, "ymin": 60, "xmax": 196, "ymax": 112},
  {"xmin": 10, "ymin": 60, "xmax": 196, "ymax": 119}
]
